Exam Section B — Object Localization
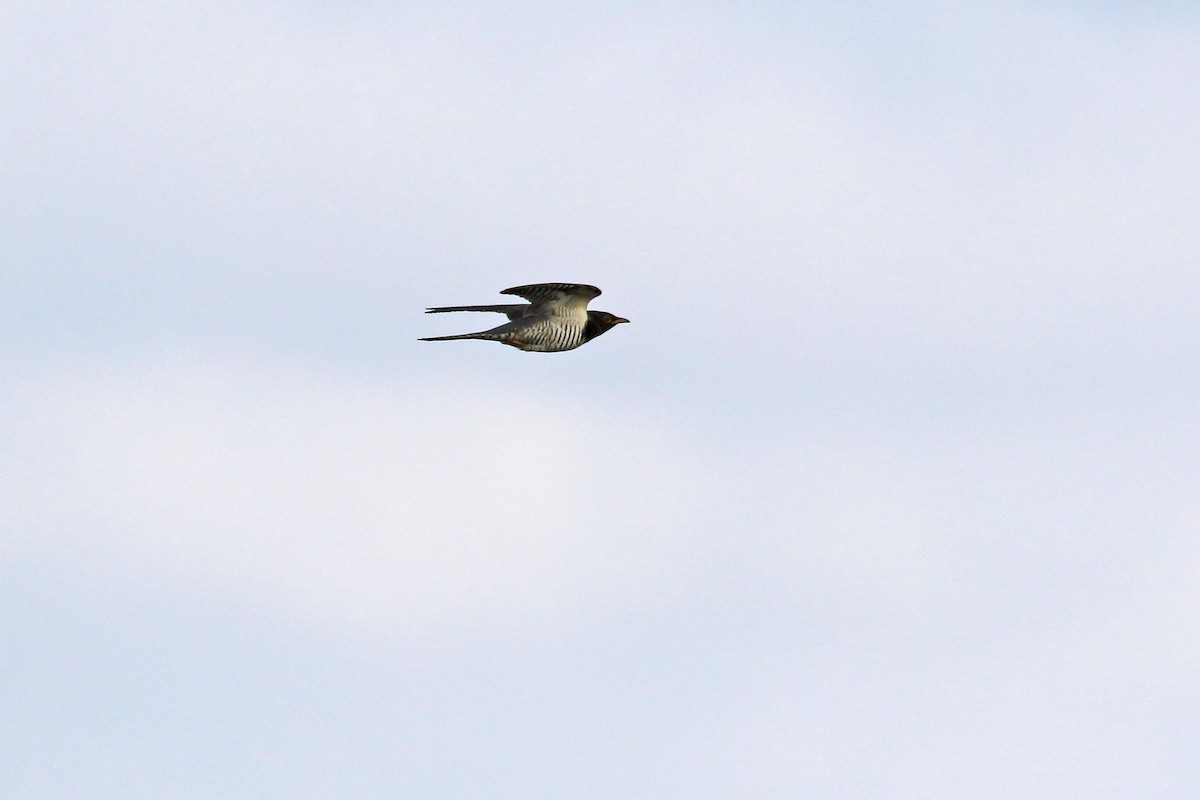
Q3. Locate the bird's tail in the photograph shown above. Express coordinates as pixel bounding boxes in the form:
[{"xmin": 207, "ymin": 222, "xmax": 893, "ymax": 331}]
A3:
[
  {"xmin": 425, "ymin": 304, "xmax": 525, "ymax": 315},
  {"xmin": 418, "ymin": 332, "xmax": 492, "ymax": 342}
]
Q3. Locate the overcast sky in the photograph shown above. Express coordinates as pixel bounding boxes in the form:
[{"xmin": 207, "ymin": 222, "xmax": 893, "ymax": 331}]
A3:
[{"xmin": 3, "ymin": 1, "xmax": 1199, "ymax": 797}]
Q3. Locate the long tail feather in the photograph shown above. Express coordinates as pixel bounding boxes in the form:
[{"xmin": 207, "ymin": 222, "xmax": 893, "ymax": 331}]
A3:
[
  {"xmin": 418, "ymin": 332, "xmax": 489, "ymax": 342},
  {"xmin": 425, "ymin": 304, "xmax": 525, "ymax": 315}
]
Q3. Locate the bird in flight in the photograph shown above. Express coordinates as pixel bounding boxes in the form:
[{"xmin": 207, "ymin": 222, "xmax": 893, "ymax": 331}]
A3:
[{"xmin": 420, "ymin": 283, "xmax": 629, "ymax": 352}]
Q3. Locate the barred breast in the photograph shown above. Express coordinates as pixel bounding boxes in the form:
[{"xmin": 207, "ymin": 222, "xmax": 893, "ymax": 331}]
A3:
[{"xmin": 517, "ymin": 319, "xmax": 587, "ymax": 352}]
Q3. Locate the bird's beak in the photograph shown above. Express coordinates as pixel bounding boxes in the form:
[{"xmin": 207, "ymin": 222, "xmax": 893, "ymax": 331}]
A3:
[{"xmin": 614, "ymin": 316, "xmax": 630, "ymax": 324}]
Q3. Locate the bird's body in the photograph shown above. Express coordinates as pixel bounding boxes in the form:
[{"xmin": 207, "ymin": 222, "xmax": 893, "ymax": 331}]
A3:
[{"xmin": 420, "ymin": 283, "xmax": 629, "ymax": 352}]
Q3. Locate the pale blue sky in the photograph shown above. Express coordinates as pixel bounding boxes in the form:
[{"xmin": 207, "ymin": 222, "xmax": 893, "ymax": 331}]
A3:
[{"xmin": 3, "ymin": 2, "xmax": 1199, "ymax": 797}]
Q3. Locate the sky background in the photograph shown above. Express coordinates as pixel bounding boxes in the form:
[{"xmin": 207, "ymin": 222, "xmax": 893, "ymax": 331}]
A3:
[{"xmin": 3, "ymin": 1, "xmax": 1199, "ymax": 797}]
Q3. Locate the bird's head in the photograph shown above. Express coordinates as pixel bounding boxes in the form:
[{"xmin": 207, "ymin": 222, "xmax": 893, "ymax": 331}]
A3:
[
  {"xmin": 594, "ymin": 311, "xmax": 630, "ymax": 326},
  {"xmin": 584, "ymin": 310, "xmax": 630, "ymax": 341}
]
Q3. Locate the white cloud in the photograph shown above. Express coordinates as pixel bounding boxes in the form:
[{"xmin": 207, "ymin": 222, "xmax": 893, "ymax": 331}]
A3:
[
  {"xmin": 3, "ymin": 358, "xmax": 715, "ymax": 635},
  {"xmin": 10, "ymin": 355, "xmax": 1194, "ymax": 644}
]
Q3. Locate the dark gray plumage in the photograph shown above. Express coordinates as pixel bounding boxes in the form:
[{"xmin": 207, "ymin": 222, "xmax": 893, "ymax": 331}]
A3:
[{"xmin": 420, "ymin": 283, "xmax": 629, "ymax": 352}]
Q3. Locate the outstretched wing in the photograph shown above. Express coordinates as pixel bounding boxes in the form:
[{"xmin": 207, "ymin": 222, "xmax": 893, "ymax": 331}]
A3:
[
  {"xmin": 425, "ymin": 304, "xmax": 528, "ymax": 320},
  {"xmin": 500, "ymin": 283, "xmax": 601, "ymax": 316}
]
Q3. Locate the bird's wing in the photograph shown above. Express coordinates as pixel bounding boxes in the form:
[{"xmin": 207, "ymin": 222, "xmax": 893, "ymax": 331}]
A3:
[
  {"xmin": 425, "ymin": 304, "xmax": 529, "ymax": 320},
  {"xmin": 500, "ymin": 283, "xmax": 601, "ymax": 316}
]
